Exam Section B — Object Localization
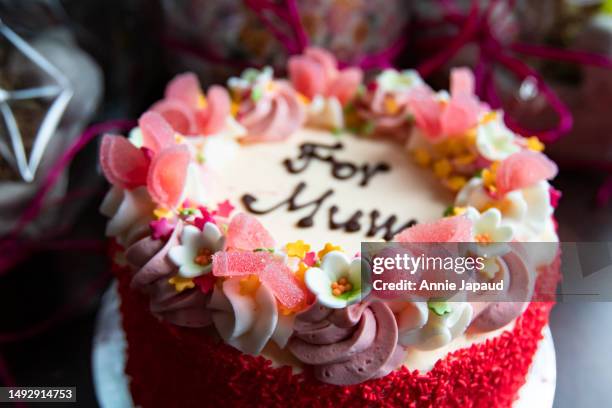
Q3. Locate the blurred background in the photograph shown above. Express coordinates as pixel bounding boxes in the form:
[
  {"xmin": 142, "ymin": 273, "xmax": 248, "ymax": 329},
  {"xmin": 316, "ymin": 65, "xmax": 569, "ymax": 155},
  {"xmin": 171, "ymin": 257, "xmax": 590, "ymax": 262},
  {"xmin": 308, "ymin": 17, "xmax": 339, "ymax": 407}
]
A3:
[{"xmin": 0, "ymin": 0, "xmax": 610, "ymax": 406}]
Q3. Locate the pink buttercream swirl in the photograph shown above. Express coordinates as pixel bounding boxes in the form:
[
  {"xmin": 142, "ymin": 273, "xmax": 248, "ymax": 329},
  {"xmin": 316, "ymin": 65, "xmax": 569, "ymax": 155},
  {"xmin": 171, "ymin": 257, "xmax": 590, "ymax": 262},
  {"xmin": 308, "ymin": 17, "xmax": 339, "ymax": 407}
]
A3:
[
  {"xmin": 288, "ymin": 301, "xmax": 405, "ymax": 385},
  {"xmin": 237, "ymin": 80, "xmax": 305, "ymax": 143},
  {"xmin": 125, "ymin": 221, "xmax": 212, "ymax": 327}
]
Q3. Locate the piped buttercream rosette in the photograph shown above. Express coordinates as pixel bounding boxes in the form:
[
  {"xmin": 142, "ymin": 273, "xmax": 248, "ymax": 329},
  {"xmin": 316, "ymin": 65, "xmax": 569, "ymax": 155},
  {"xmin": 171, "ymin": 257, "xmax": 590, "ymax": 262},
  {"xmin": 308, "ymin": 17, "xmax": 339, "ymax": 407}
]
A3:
[
  {"xmin": 125, "ymin": 221, "xmax": 213, "ymax": 327},
  {"xmin": 288, "ymin": 301, "xmax": 405, "ymax": 385}
]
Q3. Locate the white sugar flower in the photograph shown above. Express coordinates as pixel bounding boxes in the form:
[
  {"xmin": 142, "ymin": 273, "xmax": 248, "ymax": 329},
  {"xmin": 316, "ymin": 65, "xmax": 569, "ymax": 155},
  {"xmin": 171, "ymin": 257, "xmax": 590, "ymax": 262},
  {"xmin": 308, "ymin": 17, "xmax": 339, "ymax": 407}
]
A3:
[
  {"xmin": 466, "ymin": 207, "xmax": 514, "ymax": 245},
  {"xmin": 168, "ymin": 223, "xmax": 225, "ymax": 278},
  {"xmin": 476, "ymin": 113, "xmax": 520, "ymax": 161},
  {"xmin": 465, "ymin": 207, "xmax": 514, "ymax": 278},
  {"xmin": 304, "ymin": 251, "xmax": 365, "ymax": 309},
  {"xmin": 228, "ymin": 66, "xmax": 274, "ymax": 100},
  {"xmin": 399, "ymin": 301, "xmax": 473, "ymax": 350},
  {"xmin": 377, "ymin": 69, "xmax": 425, "ymax": 94}
]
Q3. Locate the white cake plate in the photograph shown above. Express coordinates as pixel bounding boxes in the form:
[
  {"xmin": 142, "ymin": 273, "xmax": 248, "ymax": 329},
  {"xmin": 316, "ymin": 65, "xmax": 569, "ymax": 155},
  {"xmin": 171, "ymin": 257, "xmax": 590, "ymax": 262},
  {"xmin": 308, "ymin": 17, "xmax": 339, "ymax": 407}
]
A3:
[{"xmin": 92, "ymin": 283, "xmax": 556, "ymax": 408}]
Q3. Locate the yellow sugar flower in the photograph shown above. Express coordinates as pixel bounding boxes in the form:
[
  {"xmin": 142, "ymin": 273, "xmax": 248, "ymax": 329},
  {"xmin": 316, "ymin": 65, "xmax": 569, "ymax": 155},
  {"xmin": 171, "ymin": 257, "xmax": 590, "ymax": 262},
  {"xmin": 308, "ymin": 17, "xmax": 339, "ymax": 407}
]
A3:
[
  {"xmin": 526, "ymin": 136, "xmax": 545, "ymax": 152},
  {"xmin": 154, "ymin": 207, "xmax": 174, "ymax": 220},
  {"xmin": 446, "ymin": 175, "xmax": 467, "ymax": 192},
  {"xmin": 412, "ymin": 148, "xmax": 431, "ymax": 167},
  {"xmin": 168, "ymin": 276, "xmax": 195, "ymax": 292},
  {"xmin": 481, "ymin": 111, "xmax": 498, "ymax": 124},
  {"xmin": 285, "ymin": 240, "xmax": 310, "ymax": 258},
  {"xmin": 318, "ymin": 243, "xmax": 343, "ymax": 259},
  {"xmin": 433, "ymin": 159, "xmax": 452, "ymax": 179}
]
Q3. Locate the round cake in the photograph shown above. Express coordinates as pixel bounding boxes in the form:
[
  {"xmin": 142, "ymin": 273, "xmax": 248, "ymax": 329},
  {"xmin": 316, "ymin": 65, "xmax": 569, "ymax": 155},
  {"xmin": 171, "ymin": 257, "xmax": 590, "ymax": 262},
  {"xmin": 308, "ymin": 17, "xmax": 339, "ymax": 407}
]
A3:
[{"xmin": 99, "ymin": 48, "xmax": 560, "ymax": 407}]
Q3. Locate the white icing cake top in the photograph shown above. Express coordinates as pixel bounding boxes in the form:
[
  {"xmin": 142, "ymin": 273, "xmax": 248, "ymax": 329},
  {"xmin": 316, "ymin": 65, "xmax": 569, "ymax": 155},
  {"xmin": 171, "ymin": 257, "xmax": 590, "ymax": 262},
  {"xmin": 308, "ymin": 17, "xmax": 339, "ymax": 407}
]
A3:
[{"xmin": 208, "ymin": 129, "xmax": 451, "ymax": 255}]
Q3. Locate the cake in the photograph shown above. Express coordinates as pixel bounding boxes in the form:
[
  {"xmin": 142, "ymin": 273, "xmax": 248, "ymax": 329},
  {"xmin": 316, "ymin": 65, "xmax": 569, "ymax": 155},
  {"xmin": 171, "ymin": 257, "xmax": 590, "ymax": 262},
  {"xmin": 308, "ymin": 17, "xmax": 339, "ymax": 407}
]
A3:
[{"xmin": 99, "ymin": 48, "xmax": 560, "ymax": 407}]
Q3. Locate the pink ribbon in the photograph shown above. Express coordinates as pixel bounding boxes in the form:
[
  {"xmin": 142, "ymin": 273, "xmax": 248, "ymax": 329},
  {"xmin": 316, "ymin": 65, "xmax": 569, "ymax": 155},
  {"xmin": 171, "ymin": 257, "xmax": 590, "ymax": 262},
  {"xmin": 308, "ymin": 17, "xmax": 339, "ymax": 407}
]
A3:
[
  {"xmin": 415, "ymin": 0, "xmax": 612, "ymax": 205},
  {"xmin": 0, "ymin": 120, "xmax": 135, "ymax": 392},
  {"xmin": 0, "ymin": 119, "xmax": 136, "ymax": 275}
]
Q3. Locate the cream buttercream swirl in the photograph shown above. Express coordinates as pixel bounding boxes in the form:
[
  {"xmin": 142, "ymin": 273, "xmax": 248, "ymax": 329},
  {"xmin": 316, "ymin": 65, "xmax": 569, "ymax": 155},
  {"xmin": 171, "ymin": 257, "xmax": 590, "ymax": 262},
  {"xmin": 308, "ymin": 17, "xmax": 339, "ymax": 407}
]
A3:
[
  {"xmin": 237, "ymin": 80, "xmax": 305, "ymax": 143},
  {"xmin": 100, "ymin": 186, "xmax": 155, "ymax": 247},
  {"xmin": 208, "ymin": 277, "xmax": 295, "ymax": 356},
  {"xmin": 125, "ymin": 221, "xmax": 212, "ymax": 328},
  {"xmin": 288, "ymin": 301, "xmax": 405, "ymax": 385}
]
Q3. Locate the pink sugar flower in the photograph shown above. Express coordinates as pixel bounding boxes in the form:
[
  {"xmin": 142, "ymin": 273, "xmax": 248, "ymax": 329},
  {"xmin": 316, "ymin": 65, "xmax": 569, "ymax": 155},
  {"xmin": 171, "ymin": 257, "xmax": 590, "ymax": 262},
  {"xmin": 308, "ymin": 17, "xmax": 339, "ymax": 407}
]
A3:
[
  {"xmin": 100, "ymin": 112, "xmax": 196, "ymax": 210},
  {"xmin": 151, "ymin": 72, "xmax": 230, "ymax": 136},
  {"xmin": 288, "ymin": 47, "xmax": 363, "ymax": 105},
  {"xmin": 495, "ymin": 150, "xmax": 558, "ymax": 196},
  {"xmin": 408, "ymin": 67, "xmax": 484, "ymax": 142}
]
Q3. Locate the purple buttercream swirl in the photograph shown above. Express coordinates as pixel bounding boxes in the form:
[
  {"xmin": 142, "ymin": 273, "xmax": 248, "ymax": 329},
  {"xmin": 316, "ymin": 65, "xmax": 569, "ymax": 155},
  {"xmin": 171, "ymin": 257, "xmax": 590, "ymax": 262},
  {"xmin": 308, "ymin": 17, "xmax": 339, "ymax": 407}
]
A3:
[
  {"xmin": 288, "ymin": 301, "xmax": 405, "ymax": 385},
  {"xmin": 125, "ymin": 221, "xmax": 212, "ymax": 328}
]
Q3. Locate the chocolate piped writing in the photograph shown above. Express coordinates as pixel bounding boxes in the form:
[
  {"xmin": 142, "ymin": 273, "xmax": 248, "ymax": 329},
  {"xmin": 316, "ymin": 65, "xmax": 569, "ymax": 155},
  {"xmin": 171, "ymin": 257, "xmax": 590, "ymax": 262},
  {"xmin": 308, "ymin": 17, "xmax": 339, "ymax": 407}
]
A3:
[
  {"xmin": 328, "ymin": 205, "xmax": 362, "ymax": 233},
  {"xmin": 283, "ymin": 142, "xmax": 390, "ymax": 187},
  {"xmin": 241, "ymin": 140, "xmax": 418, "ymax": 239},
  {"xmin": 367, "ymin": 210, "xmax": 417, "ymax": 241},
  {"xmin": 242, "ymin": 182, "xmax": 334, "ymax": 228}
]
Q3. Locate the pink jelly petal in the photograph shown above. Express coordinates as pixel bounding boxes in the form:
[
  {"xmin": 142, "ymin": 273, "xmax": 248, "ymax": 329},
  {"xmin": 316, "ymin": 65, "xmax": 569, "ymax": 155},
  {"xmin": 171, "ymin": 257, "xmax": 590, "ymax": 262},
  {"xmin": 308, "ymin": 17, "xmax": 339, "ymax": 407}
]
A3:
[
  {"xmin": 139, "ymin": 111, "xmax": 176, "ymax": 153},
  {"xmin": 260, "ymin": 257, "xmax": 307, "ymax": 310},
  {"xmin": 393, "ymin": 216, "xmax": 473, "ymax": 243},
  {"xmin": 225, "ymin": 213, "xmax": 275, "ymax": 251},
  {"xmin": 450, "ymin": 67, "xmax": 475, "ymax": 96},
  {"xmin": 212, "ymin": 251, "xmax": 269, "ymax": 277},
  {"xmin": 146, "ymin": 145, "xmax": 190, "ymax": 208},
  {"xmin": 288, "ymin": 56, "xmax": 325, "ymax": 99},
  {"xmin": 165, "ymin": 72, "xmax": 202, "ymax": 107},
  {"xmin": 150, "ymin": 99, "xmax": 197, "ymax": 135},
  {"xmin": 212, "ymin": 251, "xmax": 307, "ymax": 309},
  {"xmin": 496, "ymin": 150, "xmax": 558, "ymax": 195},
  {"xmin": 327, "ymin": 67, "xmax": 363, "ymax": 105},
  {"xmin": 100, "ymin": 134, "xmax": 150, "ymax": 189},
  {"xmin": 440, "ymin": 94, "xmax": 480, "ymax": 137},
  {"xmin": 196, "ymin": 85, "xmax": 230, "ymax": 135},
  {"xmin": 407, "ymin": 87, "xmax": 443, "ymax": 141},
  {"xmin": 304, "ymin": 47, "xmax": 338, "ymax": 83}
]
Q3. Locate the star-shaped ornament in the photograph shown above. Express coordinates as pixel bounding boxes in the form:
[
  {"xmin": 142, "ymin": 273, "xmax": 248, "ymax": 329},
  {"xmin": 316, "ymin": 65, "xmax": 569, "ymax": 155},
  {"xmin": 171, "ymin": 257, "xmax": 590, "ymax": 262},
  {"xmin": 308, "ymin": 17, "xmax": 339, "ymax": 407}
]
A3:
[{"xmin": 0, "ymin": 19, "xmax": 72, "ymax": 182}]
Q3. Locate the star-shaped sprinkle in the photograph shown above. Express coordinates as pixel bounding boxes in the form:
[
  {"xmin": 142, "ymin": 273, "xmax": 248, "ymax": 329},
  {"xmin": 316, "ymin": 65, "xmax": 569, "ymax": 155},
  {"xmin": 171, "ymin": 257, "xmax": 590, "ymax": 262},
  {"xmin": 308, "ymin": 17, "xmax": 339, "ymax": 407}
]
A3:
[
  {"xmin": 168, "ymin": 276, "xmax": 195, "ymax": 292},
  {"xmin": 303, "ymin": 251, "xmax": 316, "ymax": 267},
  {"xmin": 194, "ymin": 207, "xmax": 216, "ymax": 230},
  {"xmin": 317, "ymin": 243, "xmax": 342, "ymax": 259},
  {"xmin": 216, "ymin": 200, "xmax": 235, "ymax": 217},
  {"xmin": 285, "ymin": 240, "xmax": 310, "ymax": 258},
  {"xmin": 149, "ymin": 218, "xmax": 175, "ymax": 240}
]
